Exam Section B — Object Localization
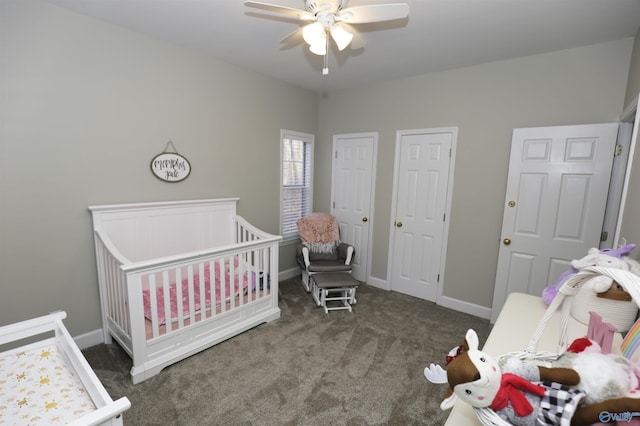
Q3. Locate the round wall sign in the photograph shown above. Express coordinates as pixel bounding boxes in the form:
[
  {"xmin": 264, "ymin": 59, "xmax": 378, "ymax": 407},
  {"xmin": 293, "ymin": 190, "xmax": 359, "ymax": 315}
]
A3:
[{"xmin": 150, "ymin": 152, "xmax": 191, "ymax": 183}]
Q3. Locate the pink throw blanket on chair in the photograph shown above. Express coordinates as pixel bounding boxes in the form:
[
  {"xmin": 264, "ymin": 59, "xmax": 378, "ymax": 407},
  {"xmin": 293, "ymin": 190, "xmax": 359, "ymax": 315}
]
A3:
[{"xmin": 296, "ymin": 213, "xmax": 340, "ymax": 253}]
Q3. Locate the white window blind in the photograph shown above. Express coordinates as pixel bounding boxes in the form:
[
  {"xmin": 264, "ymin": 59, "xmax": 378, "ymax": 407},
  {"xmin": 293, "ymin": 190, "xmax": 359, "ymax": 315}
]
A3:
[{"xmin": 281, "ymin": 131, "xmax": 313, "ymax": 240}]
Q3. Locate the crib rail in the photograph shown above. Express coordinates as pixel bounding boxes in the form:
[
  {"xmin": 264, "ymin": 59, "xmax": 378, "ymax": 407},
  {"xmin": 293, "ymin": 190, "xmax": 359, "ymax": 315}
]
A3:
[
  {"xmin": 131, "ymin": 242, "xmax": 276, "ymax": 340},
  {"xmin": 93, "ymin": 230, "xmax": 131, "ymax": 350},
  {"xmin": 236, "ymin": 215, "xmax": 272, "ymax": 243}
]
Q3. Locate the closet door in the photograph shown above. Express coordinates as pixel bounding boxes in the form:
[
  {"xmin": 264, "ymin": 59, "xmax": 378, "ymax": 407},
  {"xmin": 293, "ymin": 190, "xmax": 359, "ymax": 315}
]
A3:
[
  {"xmin": 491, "ymin": 123, "xmax": 618, "ymax": 322},
  {"xmin": 331, "ymin": 133, "xmax": 377, "ymax": 283},
  {"xmin": 389, "ymin": 128, "xmax": 455, "ymax": 302}
]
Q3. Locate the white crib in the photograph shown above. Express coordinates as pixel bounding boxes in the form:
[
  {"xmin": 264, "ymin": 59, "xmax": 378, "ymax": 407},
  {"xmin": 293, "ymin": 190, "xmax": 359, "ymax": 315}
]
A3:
[
  {"xmin": 0, "ymin": 311, "xmax": 130, "ymax": 425},
  {"xmin": 89, "ymin": 198, "xmax": 281, "ymax": 384}
]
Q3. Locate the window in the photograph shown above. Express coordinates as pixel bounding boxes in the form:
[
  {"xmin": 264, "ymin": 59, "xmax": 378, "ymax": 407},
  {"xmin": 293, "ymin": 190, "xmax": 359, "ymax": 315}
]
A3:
[{"xmin": 281, "ymin": 130, "xmax": 313, "ymax": 241}]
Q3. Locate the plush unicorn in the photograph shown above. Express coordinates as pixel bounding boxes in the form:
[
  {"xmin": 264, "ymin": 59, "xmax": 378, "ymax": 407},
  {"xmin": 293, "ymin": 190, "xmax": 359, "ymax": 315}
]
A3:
[{"xmin": 542, "ymin": 244, "xmax": 637, "ymax": 305}]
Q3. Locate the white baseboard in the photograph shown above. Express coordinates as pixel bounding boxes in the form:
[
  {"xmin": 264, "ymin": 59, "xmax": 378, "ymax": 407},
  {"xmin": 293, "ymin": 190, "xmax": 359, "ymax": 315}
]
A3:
[
  {"xmin": 279, "ymin": 267, "xmax": 301, "ymax": 281},
  {"xmin": 437, "ymin": 294, "xmax": 492, "ymax": 320},
  {"xmin": 74, "ymin": 328, "xmax": 104, "ymax": 350},
  {"xmin": 367, "ymin": 276, "xmax": 390, "ymax": 291},
  {"xmin": 366, "ymin": 276, "xmax": 491, "ymax": 320}
]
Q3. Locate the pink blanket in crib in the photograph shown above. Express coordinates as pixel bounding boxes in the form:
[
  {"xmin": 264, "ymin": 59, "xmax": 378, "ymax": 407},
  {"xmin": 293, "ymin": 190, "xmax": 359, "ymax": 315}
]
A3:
[{"xmin": 142, "ymin": 258, "xmax": 253, "ymax": 325}]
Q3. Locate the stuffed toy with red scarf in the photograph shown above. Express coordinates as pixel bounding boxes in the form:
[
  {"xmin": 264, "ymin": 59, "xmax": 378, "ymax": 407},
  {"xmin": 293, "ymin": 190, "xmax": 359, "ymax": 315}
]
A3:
[{"xmin": 424, "ymin": 329, "xmax": 640, "ymax": 425}]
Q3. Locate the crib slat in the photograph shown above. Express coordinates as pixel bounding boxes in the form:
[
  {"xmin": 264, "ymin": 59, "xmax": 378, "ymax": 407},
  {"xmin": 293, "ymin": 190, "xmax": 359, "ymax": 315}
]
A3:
[
  {"xmin": 162, "ymin": 270, "xmax": 172, "ymax": 334},
  {"xmin": 187, "ymin": 264, "xmax": 196, "ymax": 324},
  {"xmin": 148, "ymin": 274, "xmax": 160, "ymax": 339},
  {"xmin": 263, "ymin": 246, "xmax": 270, "ymax": 297},
  {"xmin": 208, "ymin": 260, "xmax": 215, "ymax": 318},
  {"xmin": 176, "ymin": 267, "xmax": 184, "ymax": 329},
  {"xmin": 114, "ymin": 258, "xmax": 125, "ymax": 330},
  {"xmin": 120, "ymin": 268, "xmax": 130, "ymax": 335},
  {"xmin": 248, "ymin": 249, "xmax": 254, "ymax": 298},
  {"xmin": 244, "ymin": 251, "xmax": 252, "ymax": 303},
  {"xmin": 198, "ymin": 262, "xmax": 207, "ymax": 321},
  {"xmin": 107, "ymin": 254, "xmax": 118, "ymax": 324},
  {"xmin": 219, "ymin": 258, "xmax": 227, "ymax": 313},
  {"xmin": 230, "ymin": 256, "xmax": 237, "ymax": 309},
  {"xmin": 104, "ymin": 253, "xmax": 115, "ymax": 323}
]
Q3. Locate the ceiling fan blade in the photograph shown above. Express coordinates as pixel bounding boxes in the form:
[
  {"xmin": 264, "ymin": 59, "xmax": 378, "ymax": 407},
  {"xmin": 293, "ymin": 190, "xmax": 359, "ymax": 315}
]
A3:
[
  {"xmin": 244, "ymin": 1, "xmax": 315, "ymax": 21},
  {"xmin": 279, "ymin": 27, "xmax": 304, "ymax": 45},
  {"xmin": 337, "ymin": 3, "xmax": 409, "ymax": 24}
]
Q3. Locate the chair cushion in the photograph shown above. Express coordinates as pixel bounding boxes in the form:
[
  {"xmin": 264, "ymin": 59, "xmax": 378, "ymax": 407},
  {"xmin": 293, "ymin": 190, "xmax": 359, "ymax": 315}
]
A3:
[
  {"xmin": 313, "ymin": 273, "xmax": 359, "ymax": 288},
  {"xmin": 307, "ymin": 260, "xmax": 352, "ymax": 273},
  {"xmin": 308, "ymin": 248, "xmax": 339, "ymax": 261}
]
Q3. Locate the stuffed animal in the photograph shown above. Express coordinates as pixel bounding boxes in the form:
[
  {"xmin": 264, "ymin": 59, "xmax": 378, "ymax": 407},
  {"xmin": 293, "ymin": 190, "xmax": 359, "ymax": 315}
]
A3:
[
  {"xmin": 424, "ymin": 329, "xmax": 640, "ymax": 426},
  {"xmin": 542, "ymin": 244, "xmax": 637, "ymax": 305},
  {"xmin": 561, "ymin": 337, "xmax": 640, "ymax": 405}
]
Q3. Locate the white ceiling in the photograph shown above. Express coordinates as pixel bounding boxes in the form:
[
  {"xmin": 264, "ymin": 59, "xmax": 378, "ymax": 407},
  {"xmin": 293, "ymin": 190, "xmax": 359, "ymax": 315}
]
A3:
[{"xmin": 43, "ymin": 0, "xmax": 640, "ymax": 93}]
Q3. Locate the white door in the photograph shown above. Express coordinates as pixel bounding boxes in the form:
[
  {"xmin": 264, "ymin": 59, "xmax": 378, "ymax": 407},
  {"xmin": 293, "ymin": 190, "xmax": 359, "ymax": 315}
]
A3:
[
  {"xmin": 389, "ymin": 128, "xmax": 455, "ymax": 302},
  {"xmin": 491, "ymin": 123, "xmax": 619, "ymax": 322},
  {"xmin": 331, "ymin": 133, "xmax": 377, "ymax": 282}
]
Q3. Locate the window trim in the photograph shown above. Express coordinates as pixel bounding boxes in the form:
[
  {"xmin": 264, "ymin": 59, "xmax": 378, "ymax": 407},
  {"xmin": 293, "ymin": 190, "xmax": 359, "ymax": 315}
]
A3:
[{"xmin": 280, "ymin": 129, "xmax": 314, "ymax": 242}]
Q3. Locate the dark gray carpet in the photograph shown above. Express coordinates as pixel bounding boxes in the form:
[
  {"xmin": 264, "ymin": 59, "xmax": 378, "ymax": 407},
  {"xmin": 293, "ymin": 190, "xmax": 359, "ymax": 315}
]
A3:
[{"xmin": 82, "ymin": 277, "xmax": 492, "ymax": 425}]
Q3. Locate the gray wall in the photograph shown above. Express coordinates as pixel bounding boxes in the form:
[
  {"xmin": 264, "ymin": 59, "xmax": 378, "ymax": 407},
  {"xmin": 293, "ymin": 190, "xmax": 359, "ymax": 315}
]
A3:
[
  {"xmin": 1, "ymin": 0, "xmax": 638, "ymax": 337},
  {"xmin": 619, "ymin": 29, "xmax": 640, "ymax": 255},
  {"xmin": 0, "ymin": 0, "xmax": 318, "ymax": 337},
  {"xmin": 316, "ymin": 39, "xmax": 633, "ymax": 310},
  {"xmin": 624, "ymin": 27, "xmax": 640, "ymax": 109}
]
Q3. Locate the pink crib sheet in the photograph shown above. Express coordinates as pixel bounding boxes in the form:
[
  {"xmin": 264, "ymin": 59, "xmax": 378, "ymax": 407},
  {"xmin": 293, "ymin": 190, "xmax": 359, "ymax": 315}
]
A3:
[{"xmin": 142, "ymin": 258, "xmax": 255, "ymax": 325}]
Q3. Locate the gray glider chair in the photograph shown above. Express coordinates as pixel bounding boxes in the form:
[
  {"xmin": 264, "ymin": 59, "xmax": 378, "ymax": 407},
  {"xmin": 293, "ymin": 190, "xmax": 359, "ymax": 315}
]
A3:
[{"xmin": 295, "ymin": 213, "xmax": 355, "ymax": 292}]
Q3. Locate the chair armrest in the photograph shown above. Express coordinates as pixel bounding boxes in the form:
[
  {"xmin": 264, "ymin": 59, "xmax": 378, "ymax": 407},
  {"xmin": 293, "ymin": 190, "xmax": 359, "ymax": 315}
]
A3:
[
  {"xmin": 298, "ymin": 244, "xmax": 311, "ymax": 268},
  {"xmin": 338, "ymin": 243, "xmax": 355, "ymax": 266}
]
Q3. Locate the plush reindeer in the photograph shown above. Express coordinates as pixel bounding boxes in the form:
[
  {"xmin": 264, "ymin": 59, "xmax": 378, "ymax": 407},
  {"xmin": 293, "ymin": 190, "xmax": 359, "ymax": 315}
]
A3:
[{"xmin": 424, "ymin": 329, "xmax": 640, "ymax": 425}]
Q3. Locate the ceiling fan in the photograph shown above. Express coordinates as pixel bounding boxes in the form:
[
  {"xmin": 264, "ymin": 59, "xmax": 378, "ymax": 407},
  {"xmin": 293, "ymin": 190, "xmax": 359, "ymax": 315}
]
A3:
[{"xmin": 244, "ymin": 0, "xmax": 409, "ymax": 74}]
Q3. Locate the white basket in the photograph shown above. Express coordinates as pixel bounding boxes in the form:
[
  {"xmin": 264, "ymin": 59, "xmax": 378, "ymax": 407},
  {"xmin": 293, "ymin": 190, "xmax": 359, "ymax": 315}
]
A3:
[
  {"xmin": 473, "ymin": 266, "xmax": 640, "ymax": 426},
  {"xmin": 570, "ymin": 285, "xmax": 638, "ymax": 332}
]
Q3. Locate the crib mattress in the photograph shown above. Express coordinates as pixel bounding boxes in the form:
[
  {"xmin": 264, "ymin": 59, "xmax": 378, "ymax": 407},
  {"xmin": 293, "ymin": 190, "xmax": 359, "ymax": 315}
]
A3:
[{"xmin": 0, "ymin": 340, "xmax": 95, "ymax": 425}]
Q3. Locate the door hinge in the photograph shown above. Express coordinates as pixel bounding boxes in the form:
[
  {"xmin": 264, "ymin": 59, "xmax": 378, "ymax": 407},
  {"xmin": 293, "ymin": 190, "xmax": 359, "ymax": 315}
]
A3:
[
  {"xmin": 335, "ymin": 150, "xmax": 338, "ymax": 159},
  {"xmin": 449, "ymin": 148, "xmax": 452, "ymax": 158},
  {"xmin": 333, "ymin": 201, "xmax": 335, "ymax": 208},
  {"xmin": 615, "ymin": 145, "xmax": 623, "ymax": 156},
  {"xmin": 437, "ymin": 274, "xmax": 440, "ymax": 282},
  {"xmin": 601, "ymin": 230, "xmax": 608, "ymax": 242},
  {"xmin": 443, "ymin": 213, "xmax": 446, "ymax": 222}
]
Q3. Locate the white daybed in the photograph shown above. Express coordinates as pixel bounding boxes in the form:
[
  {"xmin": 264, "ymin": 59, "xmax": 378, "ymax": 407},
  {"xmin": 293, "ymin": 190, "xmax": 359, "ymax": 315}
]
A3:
[
  {"xmin": 444, "ymin": 291, "xmax": 624, "ymax": 425},
  {"xmin": 89, "ymin": 198, "xmax": 281, "ymax": 384},
  {"xmin": 0, "ymin": 311, "xmax": 131, "ymax": 425}
]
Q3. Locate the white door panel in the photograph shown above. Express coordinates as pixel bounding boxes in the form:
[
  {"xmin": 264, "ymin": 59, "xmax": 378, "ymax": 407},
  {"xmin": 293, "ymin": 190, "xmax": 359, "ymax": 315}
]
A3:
[
  {"xmin": 332, "ymin": 133, "xmax": 377, "ymax": 282},
  {"xmin": 390, "ymin": 129, "xmax": 454, "ymax": 301},
  {"xmin": 491, "ymin": 123, "xmax": 619, "ymax": 322}
]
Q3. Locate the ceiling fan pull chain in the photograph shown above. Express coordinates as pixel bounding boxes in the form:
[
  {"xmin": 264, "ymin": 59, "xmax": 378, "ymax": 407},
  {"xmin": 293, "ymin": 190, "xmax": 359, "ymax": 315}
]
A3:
[{"xmin": 323, "ymin": 36, "xmax": 329, "ymax": 75}]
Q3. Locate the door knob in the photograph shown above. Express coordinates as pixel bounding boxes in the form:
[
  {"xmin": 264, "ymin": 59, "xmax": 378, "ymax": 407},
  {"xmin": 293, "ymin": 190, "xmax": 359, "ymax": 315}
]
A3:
[
  {"xmin": 503, "ymin": 238, "xmax": 511, "ymax": 245},
  {"xmin": 396, "ymin": 221, "xmax": 403, "ymax": 228},
  {"xmin": 362, "ymin": 217, "xmax": 368, "ymax": 222}
]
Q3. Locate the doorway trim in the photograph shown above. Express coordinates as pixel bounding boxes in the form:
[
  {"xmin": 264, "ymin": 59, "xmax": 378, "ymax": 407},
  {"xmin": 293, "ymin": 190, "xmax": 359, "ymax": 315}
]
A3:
[
  {"xmin": 614, "ymin": 94, "xmax": 640, "ymax": 246},
  {"xmin": 386, "ymin": 127, "xmax": 457, "ymax": 304}
]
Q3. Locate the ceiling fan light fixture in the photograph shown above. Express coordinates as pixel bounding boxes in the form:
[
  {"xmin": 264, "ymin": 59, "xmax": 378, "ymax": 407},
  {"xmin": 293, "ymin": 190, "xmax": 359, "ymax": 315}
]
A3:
[
  {"xmin": 302, "ymin": 22, "xmax": 325, "ymax": 46},
  {"xmin": 329, "ymin": 24, "xmax": 352, "ymax": 51},
  {"xmin": 309, "ymin": 40, "xmax": 327, "ymax": 56}
]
